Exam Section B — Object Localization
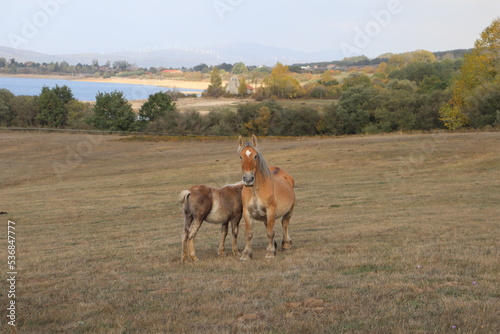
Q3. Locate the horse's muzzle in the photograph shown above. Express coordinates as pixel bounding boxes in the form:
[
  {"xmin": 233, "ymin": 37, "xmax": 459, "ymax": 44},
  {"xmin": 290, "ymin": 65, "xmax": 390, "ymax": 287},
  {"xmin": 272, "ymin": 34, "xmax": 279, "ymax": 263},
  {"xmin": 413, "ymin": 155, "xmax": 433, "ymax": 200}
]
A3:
[{"xmin": 242, "ymin": 173, "xmax": 255, "ymax": 186}]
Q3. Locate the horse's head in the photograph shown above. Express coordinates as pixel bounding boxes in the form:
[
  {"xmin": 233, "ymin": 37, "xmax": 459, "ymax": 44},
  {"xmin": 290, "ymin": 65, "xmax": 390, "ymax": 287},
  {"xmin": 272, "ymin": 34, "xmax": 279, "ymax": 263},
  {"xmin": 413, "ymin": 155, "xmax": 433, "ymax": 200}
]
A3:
[{"xmin": 238, "ymin": 135, "xmax": 259, "ymax": 187}]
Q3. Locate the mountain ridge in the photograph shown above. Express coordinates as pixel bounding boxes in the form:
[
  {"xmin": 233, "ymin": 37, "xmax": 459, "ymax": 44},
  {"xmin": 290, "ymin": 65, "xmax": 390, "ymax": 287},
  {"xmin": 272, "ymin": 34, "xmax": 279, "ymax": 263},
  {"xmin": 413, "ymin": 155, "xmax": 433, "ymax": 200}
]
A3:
[{"xmin": 0, "ymin": 43, "xmax": 345, "ymax": 68}]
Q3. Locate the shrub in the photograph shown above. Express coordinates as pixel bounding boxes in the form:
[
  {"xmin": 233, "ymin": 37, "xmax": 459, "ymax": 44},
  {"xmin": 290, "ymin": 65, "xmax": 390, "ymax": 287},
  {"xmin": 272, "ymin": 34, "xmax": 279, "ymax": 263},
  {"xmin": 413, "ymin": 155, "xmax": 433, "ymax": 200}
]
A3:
[
  {"xmin": 0, "ymin": 89, "xmax": 15, "ymax": 126},
  {"xmin": 10, "ymin": 95, "xmax": 40, "ymax": 127}
]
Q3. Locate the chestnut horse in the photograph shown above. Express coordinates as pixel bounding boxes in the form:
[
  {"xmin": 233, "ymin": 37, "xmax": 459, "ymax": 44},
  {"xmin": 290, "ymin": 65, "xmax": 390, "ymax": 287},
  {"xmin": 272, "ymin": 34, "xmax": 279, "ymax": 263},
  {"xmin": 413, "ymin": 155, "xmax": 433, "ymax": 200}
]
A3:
[
  {"xmin": 179, "ymin": 182, "xmax": 244, "ymax": 262},
  {"xmin": 238, "ymin": 135, "xmax": 295, "ymax": 260}
]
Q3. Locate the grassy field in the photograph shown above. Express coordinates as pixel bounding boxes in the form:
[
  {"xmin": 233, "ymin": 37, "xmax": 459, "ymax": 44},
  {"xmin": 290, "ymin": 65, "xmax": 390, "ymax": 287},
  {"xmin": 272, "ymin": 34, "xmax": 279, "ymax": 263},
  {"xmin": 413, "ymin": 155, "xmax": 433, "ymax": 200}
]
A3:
[{"xmin": 0, "ymin": 130, "xmax": 499, "ymax": 333}]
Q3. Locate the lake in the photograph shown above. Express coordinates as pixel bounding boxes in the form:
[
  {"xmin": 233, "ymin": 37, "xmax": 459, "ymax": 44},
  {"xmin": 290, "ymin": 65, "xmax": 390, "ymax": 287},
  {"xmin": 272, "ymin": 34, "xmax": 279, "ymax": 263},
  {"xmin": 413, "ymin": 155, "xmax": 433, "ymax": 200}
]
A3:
[{"xmin": 0, "ymin": 77, "xmax": 202, "ymax": 101}]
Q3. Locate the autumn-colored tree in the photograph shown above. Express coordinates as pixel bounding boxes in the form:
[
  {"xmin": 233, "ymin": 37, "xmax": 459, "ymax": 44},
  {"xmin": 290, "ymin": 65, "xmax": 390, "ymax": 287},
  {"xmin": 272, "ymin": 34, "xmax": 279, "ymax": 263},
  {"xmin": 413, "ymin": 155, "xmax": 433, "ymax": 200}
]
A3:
[
  {"xmin": 204, "ymin": 67, "xmax": 225, "ymax": 98},
  {"xmin": 238, "ymin": 77, "xmax": 249, "ymax": 96},
  {"xmin": 411, "ymin": 50, "xmax": 436, "ymax": 63},
  {"xmin": 440, "ymin": 17, "xmax": 500, "ymax": 129},
  {"xmin": 264, "ymin": 63, "xmax": 302, "ymax": 99}
]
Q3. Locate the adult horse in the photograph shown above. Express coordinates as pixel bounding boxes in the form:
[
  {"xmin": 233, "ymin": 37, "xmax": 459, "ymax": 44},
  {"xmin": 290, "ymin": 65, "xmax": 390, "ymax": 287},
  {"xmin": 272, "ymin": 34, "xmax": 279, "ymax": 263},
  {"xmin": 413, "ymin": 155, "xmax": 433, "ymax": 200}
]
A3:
[
  {"xmin": 179, "ymin": 183, "xmax": 244, "ymax": 262},
  {"xmin": 238, "ymin": 135, "xmax": 295, "ymax": 260}
]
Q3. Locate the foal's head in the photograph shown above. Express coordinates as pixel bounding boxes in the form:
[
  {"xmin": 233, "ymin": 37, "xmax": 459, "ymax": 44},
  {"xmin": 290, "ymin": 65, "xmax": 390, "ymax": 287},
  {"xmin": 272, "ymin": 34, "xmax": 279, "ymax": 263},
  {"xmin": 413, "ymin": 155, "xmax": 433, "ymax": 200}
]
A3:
[{"xmin": 238, "ymin": 135, "xmax": 269, "ymax": 187}]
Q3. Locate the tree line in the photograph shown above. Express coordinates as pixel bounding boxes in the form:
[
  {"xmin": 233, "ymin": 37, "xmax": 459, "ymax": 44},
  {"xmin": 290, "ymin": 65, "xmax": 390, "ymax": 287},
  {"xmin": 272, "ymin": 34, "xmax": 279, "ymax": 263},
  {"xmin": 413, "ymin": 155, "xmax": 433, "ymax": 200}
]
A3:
[{"xmin": 1, "ymin": 18, "xmax": 498, "ymax": 134}]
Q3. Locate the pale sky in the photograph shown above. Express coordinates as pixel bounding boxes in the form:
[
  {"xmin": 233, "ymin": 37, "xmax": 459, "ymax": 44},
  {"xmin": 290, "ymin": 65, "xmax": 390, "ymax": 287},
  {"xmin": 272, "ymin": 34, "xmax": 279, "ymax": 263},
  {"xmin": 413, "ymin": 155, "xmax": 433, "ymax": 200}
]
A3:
[{"xmin": 1, "ymin": 0, "xmax": 499, "ymax": 58}]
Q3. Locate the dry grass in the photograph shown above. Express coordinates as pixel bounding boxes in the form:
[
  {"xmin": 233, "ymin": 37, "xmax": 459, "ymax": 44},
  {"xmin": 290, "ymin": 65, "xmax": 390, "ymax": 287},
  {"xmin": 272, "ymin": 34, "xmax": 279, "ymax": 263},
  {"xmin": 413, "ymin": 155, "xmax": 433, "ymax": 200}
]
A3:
[{"xmin": 0, "ymin": 130, "xmax": 499, "ymax": 333}]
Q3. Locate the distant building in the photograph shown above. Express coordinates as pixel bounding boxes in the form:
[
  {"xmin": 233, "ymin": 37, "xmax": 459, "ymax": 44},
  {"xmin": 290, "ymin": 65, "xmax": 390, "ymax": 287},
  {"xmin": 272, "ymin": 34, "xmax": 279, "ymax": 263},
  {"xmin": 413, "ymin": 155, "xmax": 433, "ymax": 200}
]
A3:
[{"xmin": 226, "ymin": 75, "xmax": 253, "ymax": 95}]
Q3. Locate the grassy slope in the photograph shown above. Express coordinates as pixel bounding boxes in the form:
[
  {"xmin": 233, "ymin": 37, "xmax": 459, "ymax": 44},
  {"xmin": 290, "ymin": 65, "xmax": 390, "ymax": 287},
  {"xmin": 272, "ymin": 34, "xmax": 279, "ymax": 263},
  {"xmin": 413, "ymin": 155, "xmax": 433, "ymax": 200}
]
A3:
[{"xmin": 0, "ymin": 131, "xmax": 499, "ymax": 333}]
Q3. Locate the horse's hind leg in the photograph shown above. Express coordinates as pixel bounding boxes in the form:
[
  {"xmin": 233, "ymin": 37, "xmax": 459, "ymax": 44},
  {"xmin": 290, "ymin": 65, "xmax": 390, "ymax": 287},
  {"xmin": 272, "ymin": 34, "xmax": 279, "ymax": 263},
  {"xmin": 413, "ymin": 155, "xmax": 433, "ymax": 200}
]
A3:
[
  {"xmin": 281, "ymin": 209, "xmax": 293, "ymax": 250},
  {"xmin": 182, "ymin": 214, "xmax": 193, "ymax": 262},
  {"xmin": 187, "ymin": 219, "xmax": 203, "ymax": 261},
  {"xmin": 218, "ymin": 222, "xmax": 229, "ymax": 257}
]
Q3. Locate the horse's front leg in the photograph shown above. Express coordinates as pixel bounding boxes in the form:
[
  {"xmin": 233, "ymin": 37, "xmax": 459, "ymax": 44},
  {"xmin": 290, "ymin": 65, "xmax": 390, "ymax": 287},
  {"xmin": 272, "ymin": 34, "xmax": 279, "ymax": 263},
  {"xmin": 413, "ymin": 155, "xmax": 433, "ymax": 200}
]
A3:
[
  {"xmin": 265, "ymin": 208, "xmax": 277, "ymax": 258},
  {"xmin": 240, "ymin": 208, "xmax": 253, "ymax": 261},
  {"xmin": 281, "ymin": 206, "xmax": 293, "ymax": 250},
  {"xmin": 218, "ymin": 222, "xmax": 229, "ymax": 257},
  {"xmin": 230, "ymin": 218, "xmax": 240, "ymax": 256}
]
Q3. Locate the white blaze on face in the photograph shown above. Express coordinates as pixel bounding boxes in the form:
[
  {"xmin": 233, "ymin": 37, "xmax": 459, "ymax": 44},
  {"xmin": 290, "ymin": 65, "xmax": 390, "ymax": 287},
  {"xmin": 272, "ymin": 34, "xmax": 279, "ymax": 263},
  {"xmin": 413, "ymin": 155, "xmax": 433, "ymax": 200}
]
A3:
[{"xmin": 246, "ymin": 150, "xmax": 251, "ymax": 158}]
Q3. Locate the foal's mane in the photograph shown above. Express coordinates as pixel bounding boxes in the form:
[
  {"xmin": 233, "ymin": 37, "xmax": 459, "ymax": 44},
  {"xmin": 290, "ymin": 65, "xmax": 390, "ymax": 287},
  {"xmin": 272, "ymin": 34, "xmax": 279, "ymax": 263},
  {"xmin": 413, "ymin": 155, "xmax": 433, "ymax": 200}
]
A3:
[{"xmin": 240, "ymin": 141, "xmax": 272, "ymax": 179}]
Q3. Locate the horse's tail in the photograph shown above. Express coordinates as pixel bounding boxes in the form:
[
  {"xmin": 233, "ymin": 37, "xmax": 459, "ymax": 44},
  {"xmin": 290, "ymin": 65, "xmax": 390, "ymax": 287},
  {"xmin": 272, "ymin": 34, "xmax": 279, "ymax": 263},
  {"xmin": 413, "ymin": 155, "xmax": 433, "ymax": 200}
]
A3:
[{"xmin": 178, "ymin": 190, "xmax": 191, "ymax": 204}]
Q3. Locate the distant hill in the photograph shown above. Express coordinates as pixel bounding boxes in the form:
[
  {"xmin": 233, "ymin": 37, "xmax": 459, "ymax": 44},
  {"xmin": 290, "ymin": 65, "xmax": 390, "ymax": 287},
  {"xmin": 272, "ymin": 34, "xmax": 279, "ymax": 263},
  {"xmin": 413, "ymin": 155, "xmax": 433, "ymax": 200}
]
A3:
[
  {"xmin": 293, "ymin": 49, "xmax": 472, "ymax": 69},
  {"xmin": 0, "ymin": 44, "xmax": 471, "ymax": 69},
  {"xmin": 0, "ymin": 43, "xmax": 344, "ymax": 68}
]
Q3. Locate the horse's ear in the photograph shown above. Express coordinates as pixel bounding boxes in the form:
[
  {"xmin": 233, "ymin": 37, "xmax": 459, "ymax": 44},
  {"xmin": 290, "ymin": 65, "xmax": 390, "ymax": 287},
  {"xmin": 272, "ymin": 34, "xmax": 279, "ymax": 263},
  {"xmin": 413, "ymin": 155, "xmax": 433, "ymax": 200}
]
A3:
[
  {"xmin": 238, "ymin": 136, "xmax": 244, "ymax": 150},
  {"xmin": 251, "ymin": 134, "xmax": 258, "ymax": 147}
]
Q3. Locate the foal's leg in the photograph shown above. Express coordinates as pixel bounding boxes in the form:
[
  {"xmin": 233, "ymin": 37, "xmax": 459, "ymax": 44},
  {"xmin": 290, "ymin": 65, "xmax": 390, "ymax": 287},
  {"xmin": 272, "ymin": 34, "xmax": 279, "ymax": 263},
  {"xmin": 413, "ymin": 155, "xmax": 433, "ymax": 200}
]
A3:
[
  {"xmin": 265, "ymin": 207, "xmax": 277, "ymax": 258},
  {"xmin": 182, "ymin": 214, "xmax": 193, "ymax": 262},
  {"xmin": 230, "ymin": 218, "xmax": 240, "ymax": 256},
  {"xmin": 187, "ymin": 219, "xmax": 203, "ymax": 261},
  {"xmin": 281, "ymin": 208, "xmax": 293, "ymax": 250},
  {"xmin": 218, "ymin": 222, "xmax": 229, "ymax": 256}
]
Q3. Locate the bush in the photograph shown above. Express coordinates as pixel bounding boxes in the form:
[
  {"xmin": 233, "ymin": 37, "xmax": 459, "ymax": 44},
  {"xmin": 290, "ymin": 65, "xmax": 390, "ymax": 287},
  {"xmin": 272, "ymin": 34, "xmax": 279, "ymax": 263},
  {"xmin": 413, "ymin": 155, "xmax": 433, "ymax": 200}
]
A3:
[
  {"xmin": 464, "ymin": 81, "xmax": 500, "ymax": 128},
  {"xmin": 203, "ymin": 109, "xmax": 239, "ymax": 136},
  {"xmin": 0, "ymin": 89, "xmax": 15, "ymax": 126},
  {"xmin": 10, "ymin": 95, "xmax": 39, "ymax": 127},
  {"xmin": 66, "ymin": 100, "xmax": 93, "ymax": 129},
  {"xmin": 177, "ymin": 110, "xmax": 203, "ymax": 134}
]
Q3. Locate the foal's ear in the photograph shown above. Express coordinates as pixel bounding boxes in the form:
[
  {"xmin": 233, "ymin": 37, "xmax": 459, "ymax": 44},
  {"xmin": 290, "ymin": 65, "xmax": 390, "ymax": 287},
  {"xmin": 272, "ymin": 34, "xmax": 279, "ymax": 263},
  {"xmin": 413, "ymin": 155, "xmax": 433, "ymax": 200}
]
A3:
[
  {"xmin": 238, "ymin": 135, "xmax": 244, "ymax": 150},
  {"xmin": 251, "ymin": 134, "xmax": 258, "ymax": 147}
]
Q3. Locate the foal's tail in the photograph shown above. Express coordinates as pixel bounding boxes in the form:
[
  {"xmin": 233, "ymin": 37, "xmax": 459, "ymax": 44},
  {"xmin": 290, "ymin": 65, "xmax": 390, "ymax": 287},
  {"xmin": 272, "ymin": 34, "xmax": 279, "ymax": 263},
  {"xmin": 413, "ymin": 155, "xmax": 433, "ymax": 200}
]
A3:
[{"xmin": 178, "ymin": 190, "xmax": 191, "ymax": 204}]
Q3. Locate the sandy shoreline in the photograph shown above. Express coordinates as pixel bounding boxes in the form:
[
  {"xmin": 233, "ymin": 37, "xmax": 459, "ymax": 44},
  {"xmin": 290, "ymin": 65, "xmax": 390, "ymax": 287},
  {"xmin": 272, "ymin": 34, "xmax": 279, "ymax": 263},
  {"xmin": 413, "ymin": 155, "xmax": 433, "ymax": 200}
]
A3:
[
  {"xmin": 77, "ymin": 76, "xmax": 210, "ymax": 91},
  {"xmin": 0, "ymin": 73, "xmax": 210, "ymax": 92}
]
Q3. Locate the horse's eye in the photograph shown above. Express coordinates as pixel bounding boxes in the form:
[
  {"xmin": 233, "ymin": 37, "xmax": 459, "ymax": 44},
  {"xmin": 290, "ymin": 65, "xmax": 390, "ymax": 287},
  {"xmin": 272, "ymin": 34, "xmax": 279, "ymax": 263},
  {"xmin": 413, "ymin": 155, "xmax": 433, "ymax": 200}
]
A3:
[
  {"xmin": 254, "ymin": 155, "xmax": 258, "ymax": 159},
  {"xmin": 240, "ymin": 156, "xmax": 243, "ymax": 159}
]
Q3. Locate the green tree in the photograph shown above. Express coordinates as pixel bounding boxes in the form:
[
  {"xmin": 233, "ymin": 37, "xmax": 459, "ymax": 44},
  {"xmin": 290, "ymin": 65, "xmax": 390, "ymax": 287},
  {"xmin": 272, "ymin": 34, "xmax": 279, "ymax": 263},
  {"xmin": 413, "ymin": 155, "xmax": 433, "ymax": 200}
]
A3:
[
  {"xmin": 37, "ymin": 87, "xmax": 68, "ymax": 127},
  {"xmin": 440, "ymin": 18, "xmax": 500, "ymax": 129},
  {"xmin": 90, "ymin": 91, "xmax": 136, "ymax": 131},
  {"xmin": 139, "ymin": 92, "xmax": 176, "ymax": 122},
  {"xmin": 204, "ymin": 67, "xmax": 225, "ymax": 97},
  {"xmin": 51, "ymin": 84, "xmax": 75, "ymax": 104},
  {"xmin": 232, "ymin": 62, "xmax": 248, "ymax": 74}
]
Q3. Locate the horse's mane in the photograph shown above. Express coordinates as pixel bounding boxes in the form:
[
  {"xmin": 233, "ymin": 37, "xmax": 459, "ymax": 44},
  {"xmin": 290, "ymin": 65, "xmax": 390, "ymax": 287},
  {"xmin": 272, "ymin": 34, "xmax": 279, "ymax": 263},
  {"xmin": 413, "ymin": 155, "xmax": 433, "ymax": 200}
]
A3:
[{"xmin": 240, "ymin": 141, "xmax": 272, "ymax": 179}]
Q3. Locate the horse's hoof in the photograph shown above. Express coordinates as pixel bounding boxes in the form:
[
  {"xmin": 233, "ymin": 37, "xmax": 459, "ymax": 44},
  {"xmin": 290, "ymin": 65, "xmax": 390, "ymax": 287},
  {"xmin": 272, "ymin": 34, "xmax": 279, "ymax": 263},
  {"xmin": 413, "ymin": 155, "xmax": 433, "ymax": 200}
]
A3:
[
  {"xmin": 282, "ymin": 241, "xmax": 292, "ymax": 250},
  {"xmin": 240, "ymin": 252, "xmax": 252, "ymax": 261},
  {"xmin": 190, "ymin": 256, "xmax": 199, "ymax": 262},
  {"xmin": 265, "ymin": 251, "xmax": 276, "ymax": 259}
]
